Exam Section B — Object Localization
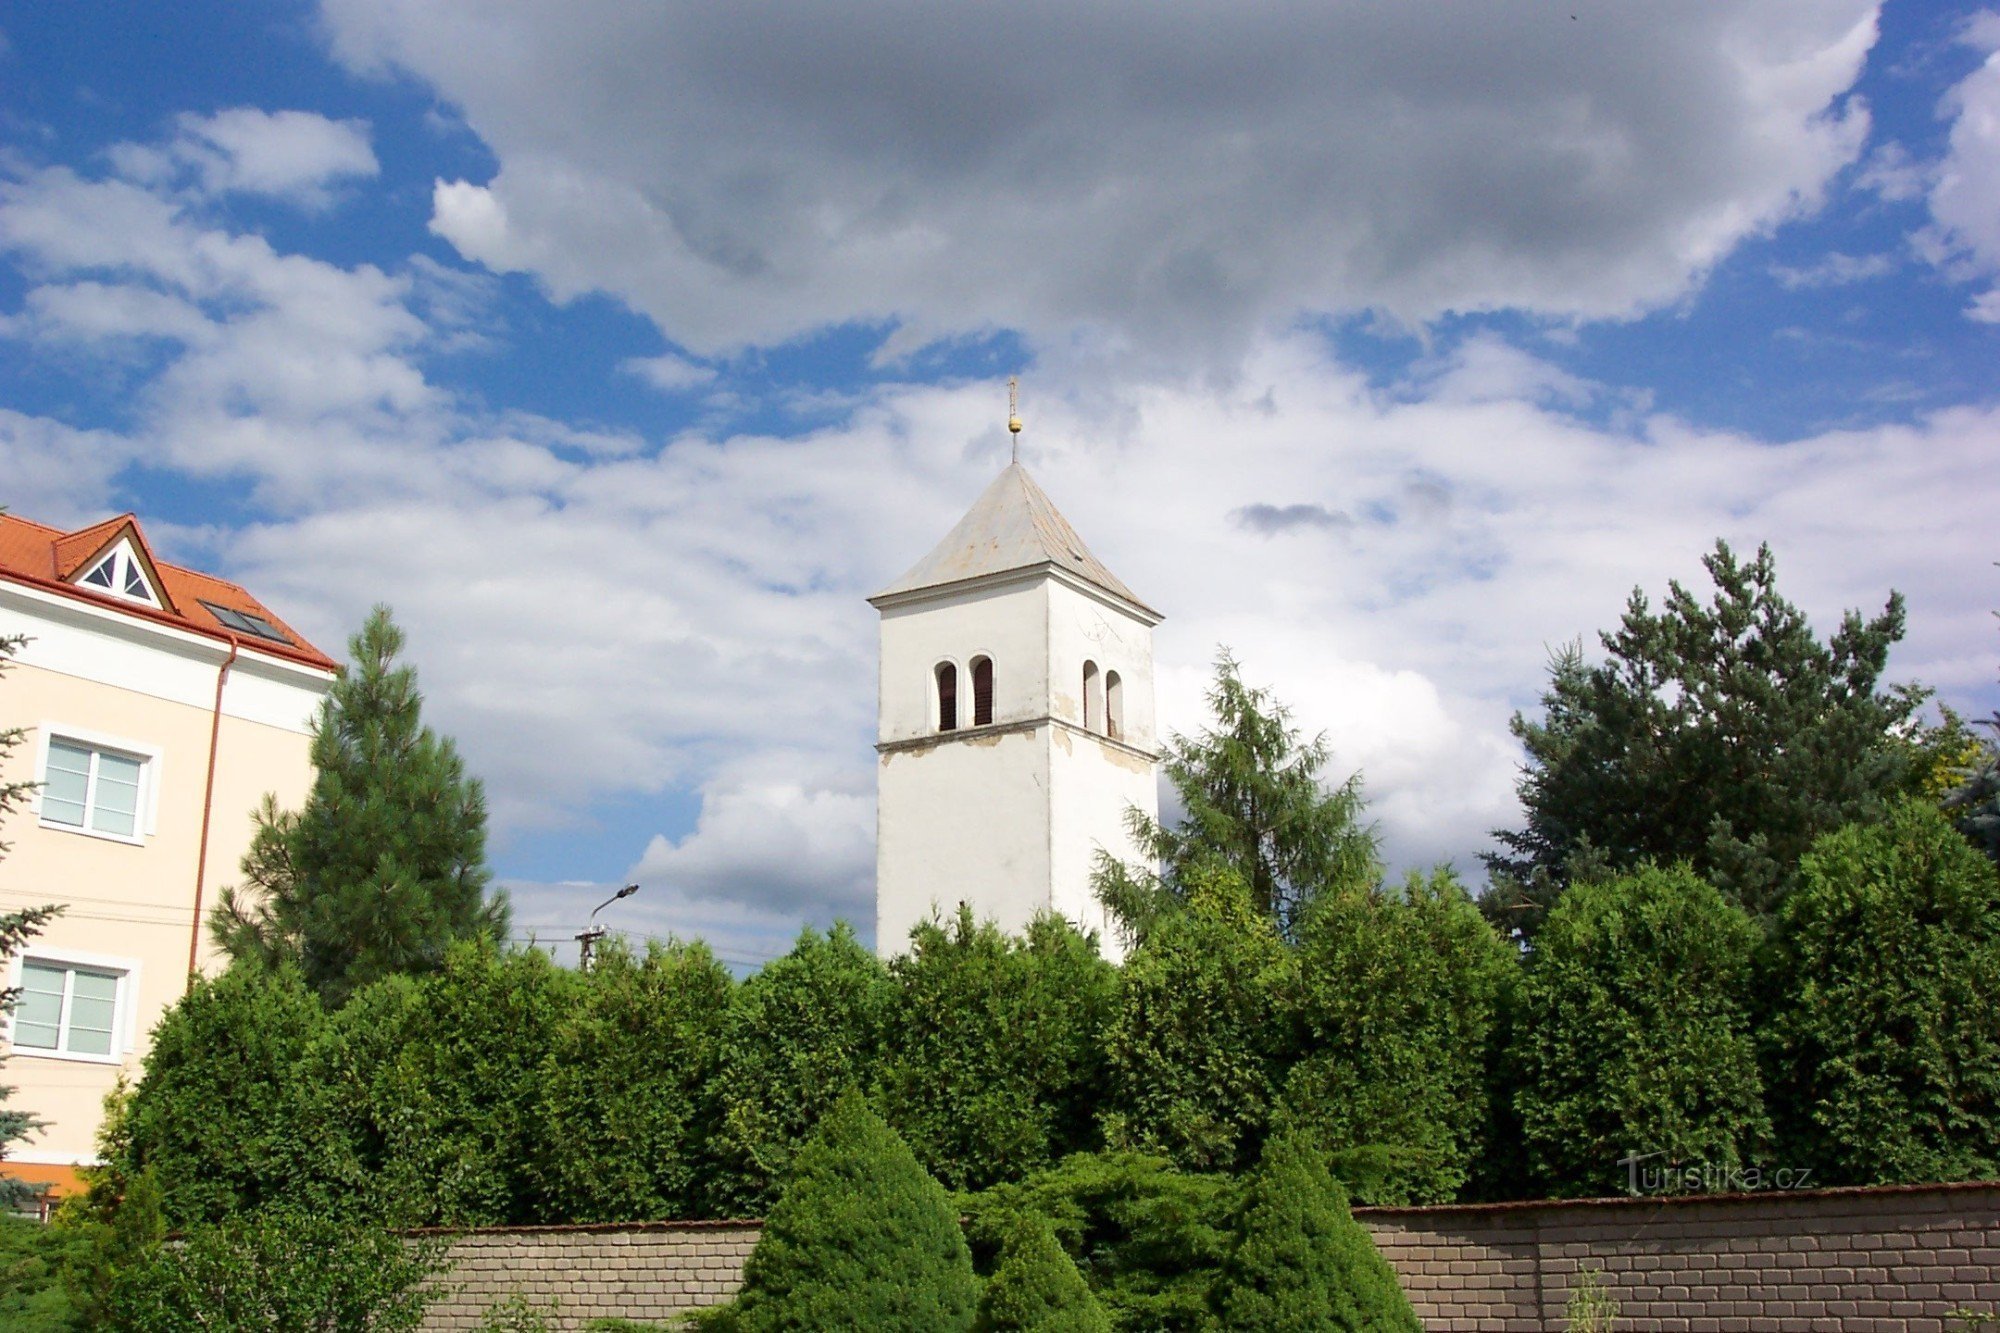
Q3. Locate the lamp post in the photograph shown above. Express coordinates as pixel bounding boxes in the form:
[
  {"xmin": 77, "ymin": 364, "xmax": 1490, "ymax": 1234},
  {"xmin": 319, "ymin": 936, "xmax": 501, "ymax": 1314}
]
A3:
[{"xmin": 576, "ymin": 883, "xmax": 639, "ymax": 973}]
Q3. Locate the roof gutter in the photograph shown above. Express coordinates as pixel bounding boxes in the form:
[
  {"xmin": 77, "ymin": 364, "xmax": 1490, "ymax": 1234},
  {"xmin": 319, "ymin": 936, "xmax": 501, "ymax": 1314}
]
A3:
[{"xmin": 187, "ymin": 635, "xmax": 240, "ymax": 993}]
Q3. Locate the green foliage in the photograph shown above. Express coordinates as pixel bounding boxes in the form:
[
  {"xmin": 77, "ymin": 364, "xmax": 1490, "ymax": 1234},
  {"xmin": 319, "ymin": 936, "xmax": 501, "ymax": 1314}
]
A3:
[
  {"xmin": 105, "ymin": 1208, "xmax": 448, "ymax": 1332},
  {"xmin": 973, "ymin": 1211, "xmax": 1111, "ymax": 1333},
  {"xmin": 1280, "ymin": 869, "xmax": 1517, "ymax": 1204},
  {"xmin": 1565, "ymin": 1265, "xmax": 1620, "ymax": 1333},
  {"xmin": 708, "ymin": 924, "xmax": 891, "ymax": 1217},
  {"xmin": 480, "ymin": 1293, "xmax": 560, "ymax": 1332},
  {"xmin": 1512, "ymin": 865, "xmax": 1769, "ymax": 1197},
  {"xmin": 1943, "ymin": 616, "xmax": 2000, "ymax": 866},
  {"xmin": 1216, "ymin": 1129, "xmax": 1420, "ymax": 1332},
  {"xmin": 963, "ymin": 1151, "xmax": 1233, "ymax": 1333},
  {"xmin": 1764, "ymin": 800, "xmax": 2000, "ymax": 1184},
  {"xmin": 1094, "ymin": 653, "xmax": 1376, "ymax": 943},
  {"xmin": 121, "ymin": 966, "xmax": 359, "ymax": 1228},
  {"xmin": 351, "ymin": 943, "xmax": 577, "ymax": 1226},
  {"xmin": 532, "ymin": 939, "xmax": 733, "ymax": 1222},
  {"xmin": 881, "ymin": 909, "xmax": 1116, "ymax": 1192},
  {"xmin": 1487, "ymin": 541, "xmax": 1927, "ymax": 934},
  {"xmin": 212, "ymin": 604, "xmax": 507, "ymax": 1007},
  {"xmin": 1102, "ymin": 869, "xmax": 1295, "ymax": 1174},
  {"xmin": 0, "ymin": 1215, "xmax": 82, "ymax": 1331},
  {"xmin": 720, "ymin": 1089, "xmax": 977, "ymax": 1332},
  {"xmin": 55, "ymin": 1164, "xmax": 166, "ymax": 1330}
]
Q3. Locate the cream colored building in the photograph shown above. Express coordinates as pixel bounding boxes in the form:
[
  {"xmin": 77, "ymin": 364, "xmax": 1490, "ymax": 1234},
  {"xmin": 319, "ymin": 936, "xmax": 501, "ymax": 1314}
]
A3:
[
  {"xmin": 870, "ymin": 463, "xmax": 1160, "ymax": 962},
  {"xmin": 0, "ymin": 513, "xmax": 335, "ymax": 1205}
]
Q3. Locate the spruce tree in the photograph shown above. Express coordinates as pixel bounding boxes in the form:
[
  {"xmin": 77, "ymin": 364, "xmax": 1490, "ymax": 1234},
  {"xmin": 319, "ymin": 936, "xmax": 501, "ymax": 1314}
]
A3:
[
  {"xmin": 211, "ymin": 605, "xmax": 506, "ymax": 1006},
  {"xmin": 974, "ymin": 1212, "xmax": 1111, "ymax": 1333},
  {"xmin": 1093, "ymin": 653, "xmax": 1376, "ymax": 943},
  {"xmin": 1217, "ymin": 1129, "xmax": 1420, "ymax": 1331},
  {"xmin": 721, "ymin": 1089, "xmax": 977, "ymax": 1332},
  {"xmin": 0, "ymin": 627, "xmax": 61, "ymax": 1213}
]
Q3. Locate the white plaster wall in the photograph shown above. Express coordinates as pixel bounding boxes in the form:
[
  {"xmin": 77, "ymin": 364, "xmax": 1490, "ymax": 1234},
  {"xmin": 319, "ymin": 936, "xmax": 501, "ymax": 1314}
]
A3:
[
  {"xmin": 876, "ymin": 578, "xmax": 1050, "ymax": 743},
  {"xmin": 1047, "ymin": 727, "xmax": 1153, "ymax": 963},
  {"xmin": 1044, "ymin": 580, "xmax": 1157, "ymax": 747},
  {"xmin": 875, "ymin": 728, "xmax": 1051, "ymax": 954}
]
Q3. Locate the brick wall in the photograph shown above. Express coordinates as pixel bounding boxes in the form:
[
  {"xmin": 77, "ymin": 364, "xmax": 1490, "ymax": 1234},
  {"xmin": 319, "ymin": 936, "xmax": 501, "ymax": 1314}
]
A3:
[
  {"xmin": 1359, "ymin": 1181, "xmax": 2000, "ymax": 1332},
  {"xmin": 418, "ymin": 1183, "xmax": 2000, "ymax": 1331},
  {"xmin": 419, "ymin": 1220, "xmax": 757, "ymax": 1331}
]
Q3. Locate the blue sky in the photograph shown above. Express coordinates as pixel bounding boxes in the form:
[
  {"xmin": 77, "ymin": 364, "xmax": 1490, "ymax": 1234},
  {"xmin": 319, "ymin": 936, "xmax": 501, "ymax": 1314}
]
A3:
[{"xmin": 3, "ymin": 1, "xmax": 1997, "ymax": 965}]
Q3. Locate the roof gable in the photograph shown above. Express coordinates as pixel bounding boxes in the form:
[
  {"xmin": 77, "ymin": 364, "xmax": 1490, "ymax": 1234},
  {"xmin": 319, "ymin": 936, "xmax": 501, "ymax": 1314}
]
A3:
[
  {"xmin": 0, "ymin": 512, "xmax": 334, "ymax": 670},
  {"xmin": 870, "ymin": 463, "xmax": 1155, "ymax": 614}
]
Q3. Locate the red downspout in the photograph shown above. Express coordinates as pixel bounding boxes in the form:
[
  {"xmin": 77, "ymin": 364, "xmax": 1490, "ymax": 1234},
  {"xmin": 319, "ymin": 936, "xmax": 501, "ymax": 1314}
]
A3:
[{"xmin": 187, "ymin": 636, "xmax": 240, "ymax": 993}]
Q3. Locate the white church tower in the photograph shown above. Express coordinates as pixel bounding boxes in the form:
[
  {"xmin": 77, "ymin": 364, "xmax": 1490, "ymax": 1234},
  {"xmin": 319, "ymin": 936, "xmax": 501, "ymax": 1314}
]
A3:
[{"xmin": 869, "ymin": 452, "xmax": 1161, "ymax": 961}]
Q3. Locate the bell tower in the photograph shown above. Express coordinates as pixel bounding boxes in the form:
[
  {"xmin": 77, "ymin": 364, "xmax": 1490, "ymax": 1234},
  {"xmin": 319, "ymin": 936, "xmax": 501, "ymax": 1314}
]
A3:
[{"xmin": 869, "ymin": 455, "xmax": 1161, "ymax": 960}]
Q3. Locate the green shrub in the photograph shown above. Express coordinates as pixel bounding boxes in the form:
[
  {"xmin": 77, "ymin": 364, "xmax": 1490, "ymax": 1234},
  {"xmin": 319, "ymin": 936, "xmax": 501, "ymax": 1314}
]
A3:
[
  {"xmin": 1512, "ymin": 864, "xmax": 1769, "ymax": 1197},
  {"xmin": 719, "ymin": 1089, "xmax": 976, "ymax": 1331},
  {"xmin": 881, "ymin": 910, "xmax": 1116, "ymax": 1192},
  {"xmin": 0, "ymin": 1214, "xmax": 82, "ymax": 1331},
  {"xmin": 1281, "ymin": 870, "xmax": 1517, "ymax": 1203},
  {"xmin": 105, "ymin": 1208, "xmax": 447, "ymax": 1331},
  {"xmin": 964, "ymin": 1151, "xmax": 1233, "ymax": 1333},
  {"xmin": 1217, "ymin": 1129, "xmax": 1419, "ymax": 1331},
  {"xmin": 1101, "ymin": 869, "xmax": 1295, "ymax": 1174},
  {"xmin": 1765, "ymin": 800, "xmax": 2000, "ymax": 1184},
  {"xmin": 707, "ymin": 924, "xmax": 891, "ymax": 1216},
  {"xmin": 973, "ymin": 1211, "xmax": 1110, "ymax": 1332},
  {"xmin": 121, "ymin": 966, "xmax": 358, "ymax": 1227},
  {"xmin": 532, "ymin": 939, "xmax": 733, "ymax": 1222}
]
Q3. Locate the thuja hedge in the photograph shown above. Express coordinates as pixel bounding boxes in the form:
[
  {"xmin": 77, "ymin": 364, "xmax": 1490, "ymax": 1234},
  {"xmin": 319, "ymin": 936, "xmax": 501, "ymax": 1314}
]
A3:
[{"xmin": 116, "ymin": 807, "xmax": 2000, "ymax": 1230}]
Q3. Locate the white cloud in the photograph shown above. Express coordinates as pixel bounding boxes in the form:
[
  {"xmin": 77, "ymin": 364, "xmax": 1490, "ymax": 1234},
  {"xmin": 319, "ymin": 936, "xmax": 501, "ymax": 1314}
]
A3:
[
  {"xmin": 177, "ymin": 108, "xmax": 378, "ymax": 207},
  {"xmin": 324, "ymin": 0, "xmax": 1877, "ymax": 361},
  {"xmin": 6, "ymin": 99, "xmax": 1994, "ymax": 960},
  {"xmin": 1927, "ymin": 15, "xmax": 2000, "ymax": 316},
  {"xmin": 619, "ymin": 352, "xmax": 716, "ymax": 393},
  {"xmin": 1770, "ymin": 250, "xmax": 1898, "ymax": 288}
]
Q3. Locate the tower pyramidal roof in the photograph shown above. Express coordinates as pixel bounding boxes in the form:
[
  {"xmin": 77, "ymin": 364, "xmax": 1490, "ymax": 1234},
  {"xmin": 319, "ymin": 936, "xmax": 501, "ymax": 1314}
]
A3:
[{"xmin": 869, "ymin": 462, "xmax": 1157, "ymax": 617}]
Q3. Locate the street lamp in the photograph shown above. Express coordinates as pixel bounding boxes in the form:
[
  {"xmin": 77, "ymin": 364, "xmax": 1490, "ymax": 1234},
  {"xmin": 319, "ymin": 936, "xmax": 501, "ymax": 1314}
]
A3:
[{"xmin": 576, "ymin": 883, "xmax": 639, "ymax": 973}]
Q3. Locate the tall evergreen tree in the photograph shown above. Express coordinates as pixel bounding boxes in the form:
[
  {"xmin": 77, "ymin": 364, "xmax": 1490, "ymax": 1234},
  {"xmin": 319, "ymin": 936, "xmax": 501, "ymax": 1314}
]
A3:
[
  {"xmin": 0, "ymin": 627, "xmax": 61, "ymax": 1213},
  {"xmin": 211, "ymin": 605, "xmax": 506, "ymax": 1005},
  {"xmin": 1486, "ymin": 541, "xmax": 1930, "ymax": 937},
  {"xmin": 1094, "ymin": 653, "xmax": 1376, "ymax": 943}
]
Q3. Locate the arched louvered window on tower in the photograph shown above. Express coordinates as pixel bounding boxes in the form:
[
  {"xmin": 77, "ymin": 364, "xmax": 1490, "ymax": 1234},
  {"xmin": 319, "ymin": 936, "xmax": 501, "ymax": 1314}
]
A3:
[
  {"xmin": 1082, "ymin": 660, "xmax": 1101, "ymax": 732},
  {"xmin": 971, "ymin": 656, "xmax": 994, "ymax": 726},
  {"xmin": 936, "ymin": 662, "xmax": 959, "ymax": 732},
  {"xmin": 1105, "ymin": 670, "xmax": 1124, "ymax": 741}
]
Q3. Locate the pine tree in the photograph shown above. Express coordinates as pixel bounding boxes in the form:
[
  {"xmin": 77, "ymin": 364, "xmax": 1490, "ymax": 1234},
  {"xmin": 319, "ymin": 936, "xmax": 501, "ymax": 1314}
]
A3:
[
  {"xmin": 1217, "ymin": 1129, "xmax": 1421, "ymax": 1331},
  {"xmin": 1486, "ymin": 541, "xmax": 1929, "ymax": 936},
  {"xmin": 974, "ymin": 1212, "xmax": 1111, "ymax": 1333},
  {"xmin": 721, "ymin": 1089, "xmax": 977, "ymax": 1332},
  {"xmin": 1093, "ymin": 653, "xmax": 1376, "ymax": 944},
  {"xmin": 211, "ymin": 605, "xmax": 506, "ymax": 1006},
  {"xmin": 0, "ymin": 627, "xmax": 61, "ymax": 1213}
]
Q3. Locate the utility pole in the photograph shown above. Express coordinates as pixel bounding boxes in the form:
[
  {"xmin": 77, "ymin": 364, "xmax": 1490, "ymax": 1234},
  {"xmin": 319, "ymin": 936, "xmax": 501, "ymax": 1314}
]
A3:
[{"xmin": 576, "ymin": 883, "xmax": 639, "ymax": 973}]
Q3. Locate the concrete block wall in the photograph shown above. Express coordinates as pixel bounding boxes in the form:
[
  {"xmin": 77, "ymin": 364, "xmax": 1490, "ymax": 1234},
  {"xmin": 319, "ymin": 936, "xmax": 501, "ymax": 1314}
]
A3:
[
  {"xmin": 416, "ymin": 1183, "xmax": 2000, "ymax": 1331},
  {"xmin": 419, "ymin": 1221, "xmax": 757, "ymax": 1331},
  {"xmin": 1359, "ymin": 1181, "xmax": 2000, "ymax": 1332}
]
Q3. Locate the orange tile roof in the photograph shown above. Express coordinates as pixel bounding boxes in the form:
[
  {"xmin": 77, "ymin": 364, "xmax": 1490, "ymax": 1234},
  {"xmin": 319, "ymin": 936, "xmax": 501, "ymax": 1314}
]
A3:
[{"xmin": 0, "ymin": 511, "xmax": 337, "ymax": 671}]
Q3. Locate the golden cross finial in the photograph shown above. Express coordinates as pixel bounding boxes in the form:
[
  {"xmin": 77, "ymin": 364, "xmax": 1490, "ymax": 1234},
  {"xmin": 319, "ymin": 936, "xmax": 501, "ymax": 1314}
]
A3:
[{"xmin": 1007, "ymin": 376, "xmax": 1022, "ymax": 463}]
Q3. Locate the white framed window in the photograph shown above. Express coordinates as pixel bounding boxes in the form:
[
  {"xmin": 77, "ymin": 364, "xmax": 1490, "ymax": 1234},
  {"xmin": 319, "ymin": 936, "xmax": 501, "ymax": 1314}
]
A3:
[
  {"xmin": 36, "ymin": 728, "xmax": 159, "ymax": 843},
  {"xmin": 7, "ymin": 950, "xmax": 140, "ymax": 1064},
  {"xmin": 76, "ymin": 539, "xmax": 160, "ymax": 608}
]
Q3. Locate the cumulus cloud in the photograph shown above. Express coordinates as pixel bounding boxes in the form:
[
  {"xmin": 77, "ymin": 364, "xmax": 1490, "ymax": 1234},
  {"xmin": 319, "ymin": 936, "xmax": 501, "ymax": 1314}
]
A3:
[
  {"xmin": 111, "ymin": 108, "xmax": 378, "ymax": 208},
  {"xmin": 323, "ymin": 0, "xmax": 1877, "ymax": 361},
  {"xmin": 6, "ymin": 101, "xmax": 1994, "ymax": 959},
  {"xmin": 619, "ymin": 351, "xmax": 717, "ymax": 393},
  {"xmin": 1926, "ymin": 14, "xmax": 2000, "ymax": 317}
]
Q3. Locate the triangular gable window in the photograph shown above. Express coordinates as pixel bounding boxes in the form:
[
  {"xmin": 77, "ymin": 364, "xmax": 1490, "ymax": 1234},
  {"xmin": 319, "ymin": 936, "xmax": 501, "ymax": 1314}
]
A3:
[{"xmin": 77, "ymin": 540, "xmax": 161, "ymax": 609}]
